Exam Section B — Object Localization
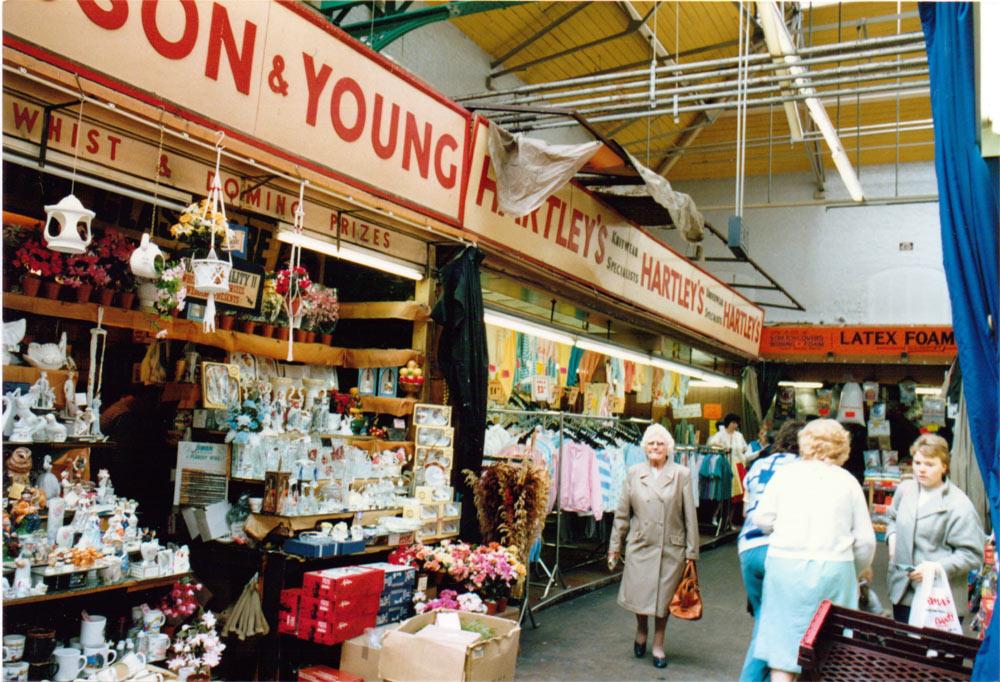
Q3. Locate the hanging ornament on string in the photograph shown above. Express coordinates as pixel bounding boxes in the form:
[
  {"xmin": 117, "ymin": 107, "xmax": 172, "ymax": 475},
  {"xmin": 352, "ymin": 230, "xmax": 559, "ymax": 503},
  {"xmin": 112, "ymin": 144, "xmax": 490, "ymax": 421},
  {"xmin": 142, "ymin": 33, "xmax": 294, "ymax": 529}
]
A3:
[
  {"xmin": 278, "ymin": 180, "xmax": 312, "ymax": 362},
  {"xmin": 44, "ymin": 79, "xmax": 95, "ymax": 254},
  {"xmin": 130, "ymin": 111, "xmax": 166, "ymax": 281},
  {"xmin": 189, "ymin": 131, "xmax": 234, "ymax": 333}
]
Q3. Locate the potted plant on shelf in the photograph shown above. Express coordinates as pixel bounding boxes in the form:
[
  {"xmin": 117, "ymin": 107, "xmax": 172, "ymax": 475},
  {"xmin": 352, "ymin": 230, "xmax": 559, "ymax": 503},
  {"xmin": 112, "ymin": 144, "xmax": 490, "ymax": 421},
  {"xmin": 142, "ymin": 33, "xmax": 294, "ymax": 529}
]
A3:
[
  {"xmin": 216, "ymin": 309, "xmax": 237, "ymax": 331},
  {"xmin": 170, "ymin": 199, "xmax": 229, "ymax": 257},
  {"xmin": 275, "ymin": 264, "xmax": 312, "ymax": 342},
  {"xmin": 166, "ymin": 610, "xmax": 225, "ymax": 682},
  {"xmin": 62, "ymin": 252, "xmax": 110, "ymax": 303},
  {"xmin": 93, "ymin": 229, "xmax": 137, "ymax": 308},
  {"xmin": 258, "ymin": 275, "xmax": 283, "ymax": 338},
  {"xmin": 153, "ymin": 259, "xmax": 188, "ymax": 318},
  {"xmin": 12, "ymin": 234, "xmax": 64, "ymax": 298},
  {"xmin": 304, "ymin": 285, "xmax": 339, "ymax": 345},
  {"xmin": 236, "ymin": 310, "xmax": 256, "ymax": 335}
]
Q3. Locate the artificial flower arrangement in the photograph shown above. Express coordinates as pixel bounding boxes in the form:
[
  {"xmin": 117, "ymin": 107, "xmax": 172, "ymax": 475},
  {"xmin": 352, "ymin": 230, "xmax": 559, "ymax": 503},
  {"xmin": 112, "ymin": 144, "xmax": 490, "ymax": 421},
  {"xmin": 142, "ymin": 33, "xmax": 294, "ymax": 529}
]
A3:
[
  {"xmin": 303, "ymin": 284, "xmax": 339, "ymax": 336},
  {"xmin": 93, "ymin": 229, "xmax": 137, "ymax": 293},
  {"xmin": 275, "ymin": 265, "xmax": 312, "ymax": 297},
  {"xmin": 170, "ymin": 199, "xmax": 228, "ymax": 247},
  {"xmin": 224, "ymin": 399, "xmax": 263, "ymax": 445},
  {"xmin": 160, "ymin": 578, "xmax": 206, "ymax": 626},
  {"xmin": 390, "ymin": 540, "xmax": 526, "ymax": 605},
  {"xmin": 414, "ymin": 589, "xmax": 486, "ymax": 615},
  {"xmin": 466, "ymin": 543, "xmax": 527, "ymax": 600},
  {"xmin": 167, "ymin": 610, "xmax": 226, "ymax": 680},
  {"xmin": 62, "ymin": 253, "xmax": 110, "ymax": 290},
  {"xmin": 153, "ymin": 259, "xmax": 188, "ymax": 317},
  {"xmin": 257, "ymin": 275, "xmax": 284, "ymax": 326},
  {"xmin": 12, "ymin": 234, "xmax": 63, "ymax": 284}
]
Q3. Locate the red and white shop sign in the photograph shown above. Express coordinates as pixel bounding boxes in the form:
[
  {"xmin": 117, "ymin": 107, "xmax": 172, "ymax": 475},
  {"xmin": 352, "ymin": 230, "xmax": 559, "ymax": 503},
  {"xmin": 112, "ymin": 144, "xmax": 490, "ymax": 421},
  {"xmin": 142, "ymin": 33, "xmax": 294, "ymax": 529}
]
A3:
[
  {"xmin": 2, "ymin": 1, "xmax": 469, "ymax": 224},
  {"xmin": 2, "ymin": 91, "xmax": 428, "ymax": 265},
  {"xmin": 463, "ymin": 119, "xmax": 764, "ymax": 357}
]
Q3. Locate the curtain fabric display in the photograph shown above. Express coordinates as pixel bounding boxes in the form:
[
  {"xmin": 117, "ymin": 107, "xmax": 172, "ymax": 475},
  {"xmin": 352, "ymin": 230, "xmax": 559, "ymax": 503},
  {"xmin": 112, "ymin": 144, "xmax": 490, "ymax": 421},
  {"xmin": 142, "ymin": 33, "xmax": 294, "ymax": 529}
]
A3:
[{"xmin": 921, "ymin": 4, "xmax": 1000, "ymax": 678}]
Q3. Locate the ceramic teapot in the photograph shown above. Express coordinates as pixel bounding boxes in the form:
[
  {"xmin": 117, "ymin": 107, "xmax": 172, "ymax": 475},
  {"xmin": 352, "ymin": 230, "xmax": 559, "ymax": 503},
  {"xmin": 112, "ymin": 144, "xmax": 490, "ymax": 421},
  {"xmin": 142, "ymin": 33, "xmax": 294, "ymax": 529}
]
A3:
[{"xmin": 129, "ymin": 233, "xmax": 165, "ymax": 280}]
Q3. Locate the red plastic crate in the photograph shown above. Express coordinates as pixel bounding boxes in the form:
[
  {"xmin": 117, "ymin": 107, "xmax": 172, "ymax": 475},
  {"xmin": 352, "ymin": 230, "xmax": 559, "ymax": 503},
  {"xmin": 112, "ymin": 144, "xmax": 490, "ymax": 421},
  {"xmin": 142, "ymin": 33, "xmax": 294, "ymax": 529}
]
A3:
[{"xmin": 798, "ymin": 600, "xmax": 980, "ymax": 680}]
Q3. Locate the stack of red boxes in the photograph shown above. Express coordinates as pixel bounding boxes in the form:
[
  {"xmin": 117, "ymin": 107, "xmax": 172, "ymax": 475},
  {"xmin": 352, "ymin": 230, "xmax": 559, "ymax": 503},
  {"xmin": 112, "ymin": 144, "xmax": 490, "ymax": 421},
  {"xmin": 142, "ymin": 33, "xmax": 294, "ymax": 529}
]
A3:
[
  {"xmin": 294, "ymin": 566, "xmax": 385, "ymax": 645},
  {"xmin": 279, "ymin": 588, "xmax": 302, "ymax": 635}
]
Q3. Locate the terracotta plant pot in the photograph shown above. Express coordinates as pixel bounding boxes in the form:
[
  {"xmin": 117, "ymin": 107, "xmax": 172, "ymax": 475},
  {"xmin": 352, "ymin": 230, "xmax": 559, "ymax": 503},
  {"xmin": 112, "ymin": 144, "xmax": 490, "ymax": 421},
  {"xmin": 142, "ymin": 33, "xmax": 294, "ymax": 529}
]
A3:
[
  {"xmin": 74, "ymin": 283, "xmax": 93, "ymax": 303},
  {"xmin": 21, "ymin": 275, "xmax": 41, "ymax": 296},
  {"xmin": 305, "ymin": 331, "xmax": 316, "ymax": 343},
  {"xmin": 218, "ymin": 315, "xmax": 236, "ymax": 331},
  {"xmin": 260, "ymin": 323, "xmax": 275, "ymax": 338},
  {"xmin": 188, "ymin": 674, "xmax": 210, "ymax": 682},
  {"xmin": 484, "ymin": 599, "xmax": 498, "ymax": 615},
  {"xmin": 239, "ymin": 320, "xmax": 256, "ymax": 335},
  {"xmin": 41, "ymin": 282, "xmax": 62, "ymax": 299},
  {"xmin": 170, "ymin": 308, "xmax": 182, "ymax": 318},
  {"xmin": 320, "ymin": 333, "xmax": 333, "ymax": 345},
  {"xmin": 119, "ymin": 291, "xmax": 136, "ymax": 310},
  {"xmin": 97, "ymin": 288, "xmax": 115, "ymax": 307},
  {"xmin": 277, "ymin": 327, "xmax": 290, "ymax": 341},
  {"xmin": 496, "ymin": 597, "xmax": 509, "ymax": 613},
  {"xmin": 293, "ymin": 328, "xmax": 308, "ymax": 343}
]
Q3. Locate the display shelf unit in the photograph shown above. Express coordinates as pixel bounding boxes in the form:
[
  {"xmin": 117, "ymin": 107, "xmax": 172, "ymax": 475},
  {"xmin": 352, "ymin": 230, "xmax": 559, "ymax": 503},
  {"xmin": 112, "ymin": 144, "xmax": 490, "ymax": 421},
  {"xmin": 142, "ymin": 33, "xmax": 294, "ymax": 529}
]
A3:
[
  {"xmin": 2, "ymin": 440, "xmax": 117, "ymax": 449},
  {"xmin": 1, "ymin": 365, "xmax": 72, "ymax": 407},
  {"xmin": 3, "ymin": 294, "xmax": 421, "ymax": 369},
  {"xmin": 4, "ymin": 572, "xmax": 191, "ymax": 607},
  {"xmin": 359, "ymin": 396, "xmax": 417, "ymax": 416}
]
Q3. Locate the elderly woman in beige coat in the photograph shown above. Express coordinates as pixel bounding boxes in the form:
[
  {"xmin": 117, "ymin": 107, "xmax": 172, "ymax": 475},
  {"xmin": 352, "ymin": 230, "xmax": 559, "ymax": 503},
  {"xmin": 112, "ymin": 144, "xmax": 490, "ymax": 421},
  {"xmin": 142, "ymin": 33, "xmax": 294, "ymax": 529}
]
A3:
[{"xmin": 608, "ymin": 423, "xmax": 699, "ymax": 669}]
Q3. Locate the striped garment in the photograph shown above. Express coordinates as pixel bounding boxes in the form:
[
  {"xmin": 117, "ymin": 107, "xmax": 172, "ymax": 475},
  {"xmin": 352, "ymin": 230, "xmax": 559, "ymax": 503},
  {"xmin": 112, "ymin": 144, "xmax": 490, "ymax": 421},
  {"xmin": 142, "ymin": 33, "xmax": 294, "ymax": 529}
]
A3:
[{"xmin": 738, "ymin": 451, "xmax": 798, "ymax": 554}]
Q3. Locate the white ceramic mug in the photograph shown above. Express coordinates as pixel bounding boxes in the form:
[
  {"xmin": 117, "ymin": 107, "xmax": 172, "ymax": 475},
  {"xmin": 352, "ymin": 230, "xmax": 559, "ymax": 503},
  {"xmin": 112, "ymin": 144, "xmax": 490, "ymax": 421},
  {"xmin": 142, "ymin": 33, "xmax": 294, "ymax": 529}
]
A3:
[
  {"xmin": 249, "ymin": 497, "xmax": 263, "ymax": 513},
  {"xmin": 53, "ymin": 647, "xmax": 87, "ymax": 682},
  {"xmin": 2, "ymin": 636, "xmax": 25, "ymax": 663},
  {"xmin": 83, "ymin": 645, "xmax": 116, "ymax": 671},
  {"xmin": 142, "ymin": 609, "xmax": 165, "ymax": 632},
  {"xmin": 80, "ymin": 614, "xmax": 107, "ymax": 648},
  {"xmin": 3, "ymin": 661, "xmax": 28, "ymax": 682},
  {"xmin": 145, "ymin": 634, "xmax": 169, "ymax": 663}
]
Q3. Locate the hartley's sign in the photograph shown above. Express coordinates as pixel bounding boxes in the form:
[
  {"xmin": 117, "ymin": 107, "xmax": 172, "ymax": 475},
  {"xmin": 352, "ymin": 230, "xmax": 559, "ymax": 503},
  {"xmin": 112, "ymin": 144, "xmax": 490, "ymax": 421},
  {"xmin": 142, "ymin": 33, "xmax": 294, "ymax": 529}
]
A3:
[
  {"xmin": 463, "ymin": 119, "xmax": 763, "ymax": 357},
  {"xmin": 3, "ymin": 0, "xmax": 470, "ymax": 224}
]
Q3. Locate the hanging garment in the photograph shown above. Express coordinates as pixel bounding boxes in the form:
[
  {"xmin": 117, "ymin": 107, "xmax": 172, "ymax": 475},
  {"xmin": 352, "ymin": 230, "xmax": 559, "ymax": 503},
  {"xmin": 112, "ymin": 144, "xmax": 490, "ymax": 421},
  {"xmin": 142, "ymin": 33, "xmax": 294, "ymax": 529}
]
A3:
[
  {"xmin": 623, "ymin": 361, "xmax": 636, "ymax": 394},
  {"xmin": 560, "ymin": 441, "xmax": 604, "ymax": 520},
  {"xmin": 556, "ymin": 342, "xmax": 573, "ymax": 387},
  {"xmin": 566, "ymin": 347, "xmax": 584, "ymax": 387},
  {"xmin": 636, "ymin": 365, "xmax": 654, "ymax": 404},
  {"xmin": 837, "ymin": 382, "xmax": 866, "ymax": 425}
]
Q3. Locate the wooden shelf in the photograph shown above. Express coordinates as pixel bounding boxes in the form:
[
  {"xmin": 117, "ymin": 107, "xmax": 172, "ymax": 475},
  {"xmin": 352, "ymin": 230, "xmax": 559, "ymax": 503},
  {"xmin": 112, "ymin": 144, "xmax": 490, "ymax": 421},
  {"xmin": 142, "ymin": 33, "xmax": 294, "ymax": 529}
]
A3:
[
  {"xmin": 4, "ymin": 572, "xmax": 189, "ymax": 607},
  {"xmin": 2, "ymin": 440, "xmax": 117, "ymax": 449},
  {"xmin": 1, "ymin": 366, "xmax": 72, "ymax": 407},
  {"xmin": 359, "ymin": 396, "xmax": 417, "ymax": 417},
  {"xmin": 339, "ymin": 301, "xmax": 429, "ymax": 321},
  {"xmin": 3, "ymin": 294, "xmax": 421, "ymax": 369}
]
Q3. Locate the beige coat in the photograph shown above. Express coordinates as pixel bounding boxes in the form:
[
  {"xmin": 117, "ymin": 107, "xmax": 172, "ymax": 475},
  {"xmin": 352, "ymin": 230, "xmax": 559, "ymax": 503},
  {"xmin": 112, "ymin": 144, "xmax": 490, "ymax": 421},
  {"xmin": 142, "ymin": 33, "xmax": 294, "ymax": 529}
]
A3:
[{"xmin": 609, "ymin": 461, "xmax": 700, "ymax": 617}]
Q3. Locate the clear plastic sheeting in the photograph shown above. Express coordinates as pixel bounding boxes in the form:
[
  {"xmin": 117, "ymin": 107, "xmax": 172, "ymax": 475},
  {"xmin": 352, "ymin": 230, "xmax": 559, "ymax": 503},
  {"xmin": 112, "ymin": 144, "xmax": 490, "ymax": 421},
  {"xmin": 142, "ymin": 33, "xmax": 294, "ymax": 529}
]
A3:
[{"xmin": 487, "ymin": 122, "xmax": 600, "ymax": 217}]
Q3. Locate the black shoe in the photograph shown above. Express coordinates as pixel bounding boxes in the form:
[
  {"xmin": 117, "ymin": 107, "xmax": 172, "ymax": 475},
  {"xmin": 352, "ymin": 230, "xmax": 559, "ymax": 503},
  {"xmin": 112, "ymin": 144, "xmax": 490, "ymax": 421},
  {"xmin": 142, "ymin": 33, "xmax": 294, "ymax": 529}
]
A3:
[
  {"xmin": 634, "ymin": 641, "xmax": 646, "ymax": 658},
  {"xmin": 653, "ymin": 656, "xmax": 668, "ymax": 669}
]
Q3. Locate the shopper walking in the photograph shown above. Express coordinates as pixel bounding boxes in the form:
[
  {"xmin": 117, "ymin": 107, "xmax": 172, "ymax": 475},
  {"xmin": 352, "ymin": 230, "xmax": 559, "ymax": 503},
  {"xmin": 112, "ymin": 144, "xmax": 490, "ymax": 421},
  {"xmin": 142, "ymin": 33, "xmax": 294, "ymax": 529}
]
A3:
[
  {"xmin": 607, "ymin": 423, "xmax": 699, "ymax": 669},
  {"xmin": 751, "ymin": 419, "xmax": 876, "ymax": 682},
  {"xmin": 737, "ymin": 420, "xmax": 805, "ymax": 682},
  {"xmin": 886, "ymin": 434, "xmax": 984, "ymax": 623}
]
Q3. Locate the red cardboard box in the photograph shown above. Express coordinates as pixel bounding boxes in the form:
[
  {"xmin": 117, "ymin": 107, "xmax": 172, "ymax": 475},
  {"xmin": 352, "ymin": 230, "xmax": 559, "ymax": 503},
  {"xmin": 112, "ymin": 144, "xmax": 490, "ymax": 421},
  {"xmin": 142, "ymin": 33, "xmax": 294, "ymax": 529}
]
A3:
[
  {"xmin": 301, "ymin": 593, "xmax": 380, "ymax": 622},
  {"xmin": 279, "ymin": 609, "xmax": 298, "ymax": 635},
  {"xmin": 298, "ymin": 612, "xmax": 377, "ymax": 646},
  {"xmin": 298, "ymin": 665, "xmax": 363, "ymax": 682},
  {"xmin": 280, "ymin": 588, "xmax": 302, "ymax": 635},
  {"xmin": 281, "ymin": 588, "xmax": 303, "ymax": 612},
  {"xmin": 303, "ymin": 566, "xmax": 385, "ymax": 602}
]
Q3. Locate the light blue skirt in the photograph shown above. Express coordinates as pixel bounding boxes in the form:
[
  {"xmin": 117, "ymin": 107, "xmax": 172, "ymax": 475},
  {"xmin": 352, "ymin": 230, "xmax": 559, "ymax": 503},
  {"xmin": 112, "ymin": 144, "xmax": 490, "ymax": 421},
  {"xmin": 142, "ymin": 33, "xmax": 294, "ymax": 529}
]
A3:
[{"xmin": 753, "ymin": 555, "xmax": 858, "ymax": 673}]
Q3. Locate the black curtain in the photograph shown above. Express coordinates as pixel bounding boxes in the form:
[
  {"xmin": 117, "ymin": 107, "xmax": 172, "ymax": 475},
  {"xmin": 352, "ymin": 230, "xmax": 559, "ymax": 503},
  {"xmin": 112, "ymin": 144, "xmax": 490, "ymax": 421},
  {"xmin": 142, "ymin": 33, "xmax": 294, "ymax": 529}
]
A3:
[
  {"xmin": 431, "ymin": 247, "xmax": 488, "ymax": 541},
  {"xmin": 755, "ymin": 361, "xmax": 784, "ymax": 421}
]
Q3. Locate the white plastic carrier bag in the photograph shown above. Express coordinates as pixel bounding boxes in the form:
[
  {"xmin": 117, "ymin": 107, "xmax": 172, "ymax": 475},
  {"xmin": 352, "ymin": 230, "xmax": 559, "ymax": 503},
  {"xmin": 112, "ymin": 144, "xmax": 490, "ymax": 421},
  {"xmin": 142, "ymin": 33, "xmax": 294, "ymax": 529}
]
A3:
[{"xmin": 908, "ymin": 562, "xmax": 962, "ymax": 634}]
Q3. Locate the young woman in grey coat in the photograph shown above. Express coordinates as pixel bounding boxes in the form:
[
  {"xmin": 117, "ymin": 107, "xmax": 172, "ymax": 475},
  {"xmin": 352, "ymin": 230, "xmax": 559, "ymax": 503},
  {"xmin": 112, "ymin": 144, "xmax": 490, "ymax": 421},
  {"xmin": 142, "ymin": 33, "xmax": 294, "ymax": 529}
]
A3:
[{"xmin": 886, "ymin": 434, "xmax": 984, "ymax": 623}]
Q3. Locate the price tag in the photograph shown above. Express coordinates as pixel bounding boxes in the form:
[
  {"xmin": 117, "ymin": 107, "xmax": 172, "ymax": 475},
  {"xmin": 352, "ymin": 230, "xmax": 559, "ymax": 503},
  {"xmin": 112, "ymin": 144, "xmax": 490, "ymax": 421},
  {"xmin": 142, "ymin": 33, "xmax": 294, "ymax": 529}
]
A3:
[
  {"xmin": 488, "ymin": 381, "xmax": 504, "ymax": 402},
  {"xmin": 551, "ymin": 386, "xmax": 565, "ymax": 404},
  {"xmin": 566, "ymin": 387, "xmax": 580, "ymax": 404},
  {"xmin": 612, "ymin": 396, "xmax": 626, "ymax": 413},
  {"xmin": 531, "ymin": 375, "xmax": 551, "ymax": 402},
  {"xmin": 673, "ymin": 403, "xmax": 702, "ymax": 419}
]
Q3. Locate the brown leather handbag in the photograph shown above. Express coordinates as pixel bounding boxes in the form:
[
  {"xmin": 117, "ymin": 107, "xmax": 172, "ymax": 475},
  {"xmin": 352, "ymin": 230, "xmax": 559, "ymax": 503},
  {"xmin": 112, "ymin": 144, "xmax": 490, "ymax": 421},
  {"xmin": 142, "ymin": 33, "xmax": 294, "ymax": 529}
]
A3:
[{"xmin": 669, "ymin": 561, "xmax": 703, "ymax": 620}]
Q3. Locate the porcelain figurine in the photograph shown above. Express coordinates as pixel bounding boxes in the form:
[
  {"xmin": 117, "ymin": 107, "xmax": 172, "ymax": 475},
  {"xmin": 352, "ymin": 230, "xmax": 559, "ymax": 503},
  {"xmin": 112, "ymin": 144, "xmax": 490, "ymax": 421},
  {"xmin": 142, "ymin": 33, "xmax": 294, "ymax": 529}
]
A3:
[
  {"xmin": 62, "ymin": 371, "xmax": 79, "ymax": 420},
  {"xmin": 39, "ymin": 455, "xmax": 61, "ymax": 500},
  {"xmin": 6, "ymin": 447, "xmax": 33, "ymax": 488},
  {"xmin": 139, "ymin": 539, "xmax": 159, "ymax": 565},
  {"xmin": 32, "ymin": 372, "xmax": 56, "ymax": 410},
  {"xmin": 12, "ymin": 551, "xmax": 32, "ymax": 596},
  {"xmin": 89, "ymin": 397, "xmax": 104, "ymax": 439},
  {"xmin": 43, "ymin": 414, "xmax": 68, "ymax": 442},
  {"xmin": 74, "ymin": 407, "xmax": 95, "ymax": 438},
  {"xmin": 96, "ymin": 469, "xmax": 112, "ymax": 501},
  {"xmin": 10, "ymin": 393, "xmax": 41, "ymax": 443},
  {"xmin": 24, "ymin": 332, "xmax": 68, "ymax": 370},
  {"xmin": 46, "ymin": 496, "xmax": 66, "ymax": 543},
  {"xmin": 173, "ymin": 545, "xmax": 190, "ymax": 573},
  {"xmin": 3, "ymin": 319, "xmax": 26, "ymax": 365}
]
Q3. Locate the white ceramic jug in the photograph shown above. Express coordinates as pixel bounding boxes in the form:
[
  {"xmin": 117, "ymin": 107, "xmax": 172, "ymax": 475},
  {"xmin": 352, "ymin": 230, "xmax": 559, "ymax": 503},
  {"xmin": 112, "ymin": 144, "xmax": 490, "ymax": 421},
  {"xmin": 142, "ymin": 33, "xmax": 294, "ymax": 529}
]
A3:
[{"xmin": 129, "ymin": 233, "xmax": 165, "ymax": 280}]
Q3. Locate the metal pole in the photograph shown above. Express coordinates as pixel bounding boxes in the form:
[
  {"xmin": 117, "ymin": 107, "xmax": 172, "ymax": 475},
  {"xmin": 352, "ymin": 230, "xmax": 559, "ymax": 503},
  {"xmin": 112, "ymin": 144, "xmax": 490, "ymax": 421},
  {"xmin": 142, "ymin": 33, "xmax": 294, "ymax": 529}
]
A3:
[{"xmin": 457, "ymin": 31, "xmax": 925, "ymax": 101}]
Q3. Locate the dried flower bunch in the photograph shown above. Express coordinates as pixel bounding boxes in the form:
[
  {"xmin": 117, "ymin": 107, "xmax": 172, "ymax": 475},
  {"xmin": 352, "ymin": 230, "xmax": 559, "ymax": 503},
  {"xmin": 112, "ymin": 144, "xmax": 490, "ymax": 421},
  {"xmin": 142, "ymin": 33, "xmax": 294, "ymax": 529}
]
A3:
[
  {"xmin": 170, "ymin": 199, "xmax": 228, "ymax": 243},
  {"xmin": 463, "ymin": 460, "xmax": 550, "ymax": 560}
]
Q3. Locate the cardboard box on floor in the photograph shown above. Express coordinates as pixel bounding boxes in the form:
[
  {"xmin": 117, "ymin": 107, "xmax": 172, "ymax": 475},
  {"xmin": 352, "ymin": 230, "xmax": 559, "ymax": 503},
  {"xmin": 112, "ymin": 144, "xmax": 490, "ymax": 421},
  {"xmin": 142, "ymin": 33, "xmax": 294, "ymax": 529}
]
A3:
[
  {"xmin": 378, "ymin": 610, "xmax": 520, "ymax": 682},
  {"xmin": 339, "ymin": 623, "xmax": 401, "ymax": 682}
]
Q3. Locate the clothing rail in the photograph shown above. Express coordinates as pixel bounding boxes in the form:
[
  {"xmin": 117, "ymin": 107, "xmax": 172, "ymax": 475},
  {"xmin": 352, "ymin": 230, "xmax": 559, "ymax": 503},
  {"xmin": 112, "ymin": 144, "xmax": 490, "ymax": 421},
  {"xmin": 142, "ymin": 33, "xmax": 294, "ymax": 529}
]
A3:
[{"xmin": 485, "ymin": 407, "xmax": 652, "ymax": 623}]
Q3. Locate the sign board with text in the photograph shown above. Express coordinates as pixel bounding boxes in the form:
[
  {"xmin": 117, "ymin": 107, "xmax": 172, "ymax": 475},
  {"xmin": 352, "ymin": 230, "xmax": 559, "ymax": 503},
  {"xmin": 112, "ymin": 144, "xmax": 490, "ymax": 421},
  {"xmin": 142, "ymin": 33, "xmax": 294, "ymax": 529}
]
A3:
[
  {"xmin": 760, "ymin": 325, "xmax": 957, "ymax": 363},
  {"xmin": 3, "ymin": 0, "xmax": 469, "ymax": 224},
  {"xmin": 463, "ymin": 119, "xmax": 763, "ymax": 357}
]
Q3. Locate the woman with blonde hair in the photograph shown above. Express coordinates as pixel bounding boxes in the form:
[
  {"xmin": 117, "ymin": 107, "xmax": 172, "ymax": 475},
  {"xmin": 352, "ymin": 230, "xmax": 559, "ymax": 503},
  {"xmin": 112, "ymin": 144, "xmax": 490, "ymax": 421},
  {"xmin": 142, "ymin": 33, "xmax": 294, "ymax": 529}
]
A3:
[
  {"xmin": 886, "ymin": 433, "xmax": 984, "ymax": 623},
  {"xmin": 751, "ymin": 419, "xmax": 876, "ymax": 682},
  {"xmin": 608, "ymin": 423, "xmax": 699, "ymax": 669}
]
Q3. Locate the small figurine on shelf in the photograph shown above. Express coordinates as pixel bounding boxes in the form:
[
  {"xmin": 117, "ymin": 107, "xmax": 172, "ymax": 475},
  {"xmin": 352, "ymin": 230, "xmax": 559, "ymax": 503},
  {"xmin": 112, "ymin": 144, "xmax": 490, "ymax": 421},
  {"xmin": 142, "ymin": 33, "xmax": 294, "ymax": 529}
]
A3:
[
  {"xmin": 74, "ymin": 406, "xmax": 95, "ymax": 438},
  {"xmin": 6, "ymin": 446, "xmax": 33, "ymax": 490},
  {"xmin": 348, "ymin": 387, "xmax": 366, "ymax": 435},
  {"xmin": 96, "ymin": 468, "xmax": 114, "ymax": 504},
  {"xmin": 12, "ymin": 489, "xmax": 39, "ymax": 528},
  {"xmin": 32, "ymin": 371, "xmax": 57, "ymax": 410},
  {"xmin": 62, "ymin": 370, "xmax": 79, "ymax": 420},
  {"xmin": 43, "ymin": 414, "xmax": 67, "ymax": 442},
  {"xmin": 398, "ymin": 360, "xmax": 424, "ymax": 396},
  {"xmin": 39, "ymin": 454, "xmax": 62, "ymax": 500},
  {"xmin": 89, "ymin": 396, "xmax": 105, "ymax": 440},
  {"xmin": 12, "ymin": 550, "xmax": 33, "ymax": 597},
  {"xmin": 9, "ymin": 394, "xmax": 40, "ymax": 443}
]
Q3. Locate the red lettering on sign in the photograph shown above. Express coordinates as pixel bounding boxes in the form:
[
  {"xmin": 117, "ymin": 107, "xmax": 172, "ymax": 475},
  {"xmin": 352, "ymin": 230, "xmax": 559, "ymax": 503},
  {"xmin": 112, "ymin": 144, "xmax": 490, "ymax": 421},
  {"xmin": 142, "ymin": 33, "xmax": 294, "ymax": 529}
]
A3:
[
  {"xmin": 331, "ymin": 78, "xmax": 366, "ymax": 143},
  {"xmin": 11, "ymin": 103, "xmax": 39, "ymax": 134},
  {"xmin": 205, "ymin": 2, "xmax": 257, "ymax": 96},
  {"xmin": 107, "ymin": 135, "xmax": 122, "ymax": 161},
  {"xmin": 141, "ymin": 0, "xmax": 198, "ymax": 61},
  {"xmin": 371, "ymin": 94, "xmax": 399, "ymax": 160},
  {"xmin": 433, "ymin": 134, "xmax": 458, "ymax": 189},
  {"xmin": 475, "ymin": 157, "xmax": 500, "ymax": 214},
  {"xmin": 302, "ymin": 53, "xmax": 332, "ymax": 127},
  {"xmin": 402, "ymin": 112, "xmax": 431, "ymax": 179},
  {"xmin": 78, "ymin": 0, "xmax": 128, "ymax": 30},
  {"xmin": 595, "ymin": 225, "xmax": 607, "ymax": 264},
  {"xmin": 85, "ymin": 128, "xmax": 100, "ymax": 154}
]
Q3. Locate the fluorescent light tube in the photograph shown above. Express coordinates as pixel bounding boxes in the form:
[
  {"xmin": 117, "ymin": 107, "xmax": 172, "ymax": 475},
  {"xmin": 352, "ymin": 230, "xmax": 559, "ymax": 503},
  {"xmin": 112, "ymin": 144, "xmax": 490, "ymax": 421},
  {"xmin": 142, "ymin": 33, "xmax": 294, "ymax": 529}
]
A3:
[
  {"xmin": 689, "ymin": 379, "xmax": 739, "ymax": 389},
  {"xmin": 778, "ymin": 381, "xmax": 824, "ymax": 389},
  {"xmin": 277, "ymin": 230, "xmax": 424, "ymax": 280},
  {"xmin": 650, "ymin": 356, "xmax": 707, "ymax": 379},
  {"xmin": 575, "ymin": 338, "xmax": 652, "ymax": 366},
  {"xmin": 915, "ymin": 387, "xmax": 942, "ymax": 396},
  {"xmin": 484, "ymin": 309, "xmax": 575, "ymax": 346}
]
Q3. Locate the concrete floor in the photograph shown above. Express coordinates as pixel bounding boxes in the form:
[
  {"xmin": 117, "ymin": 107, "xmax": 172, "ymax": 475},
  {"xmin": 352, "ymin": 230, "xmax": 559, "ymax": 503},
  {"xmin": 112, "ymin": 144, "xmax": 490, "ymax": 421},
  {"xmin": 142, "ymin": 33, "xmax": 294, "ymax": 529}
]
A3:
[{"xmin": 514, "ymin": 541, "xmax": 940, "ymax": 681}]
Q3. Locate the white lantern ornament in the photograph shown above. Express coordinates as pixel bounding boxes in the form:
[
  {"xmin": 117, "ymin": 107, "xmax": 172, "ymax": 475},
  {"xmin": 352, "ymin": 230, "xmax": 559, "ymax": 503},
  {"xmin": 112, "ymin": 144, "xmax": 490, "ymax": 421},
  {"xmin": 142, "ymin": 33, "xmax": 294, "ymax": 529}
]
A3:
[
  {"xmin": 189, "ymin": 132, "xmax": 233, "ymax": 333},
  {"xmin": 44, "ymin": 93, "xmax": 95, "ymax": 254}
]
